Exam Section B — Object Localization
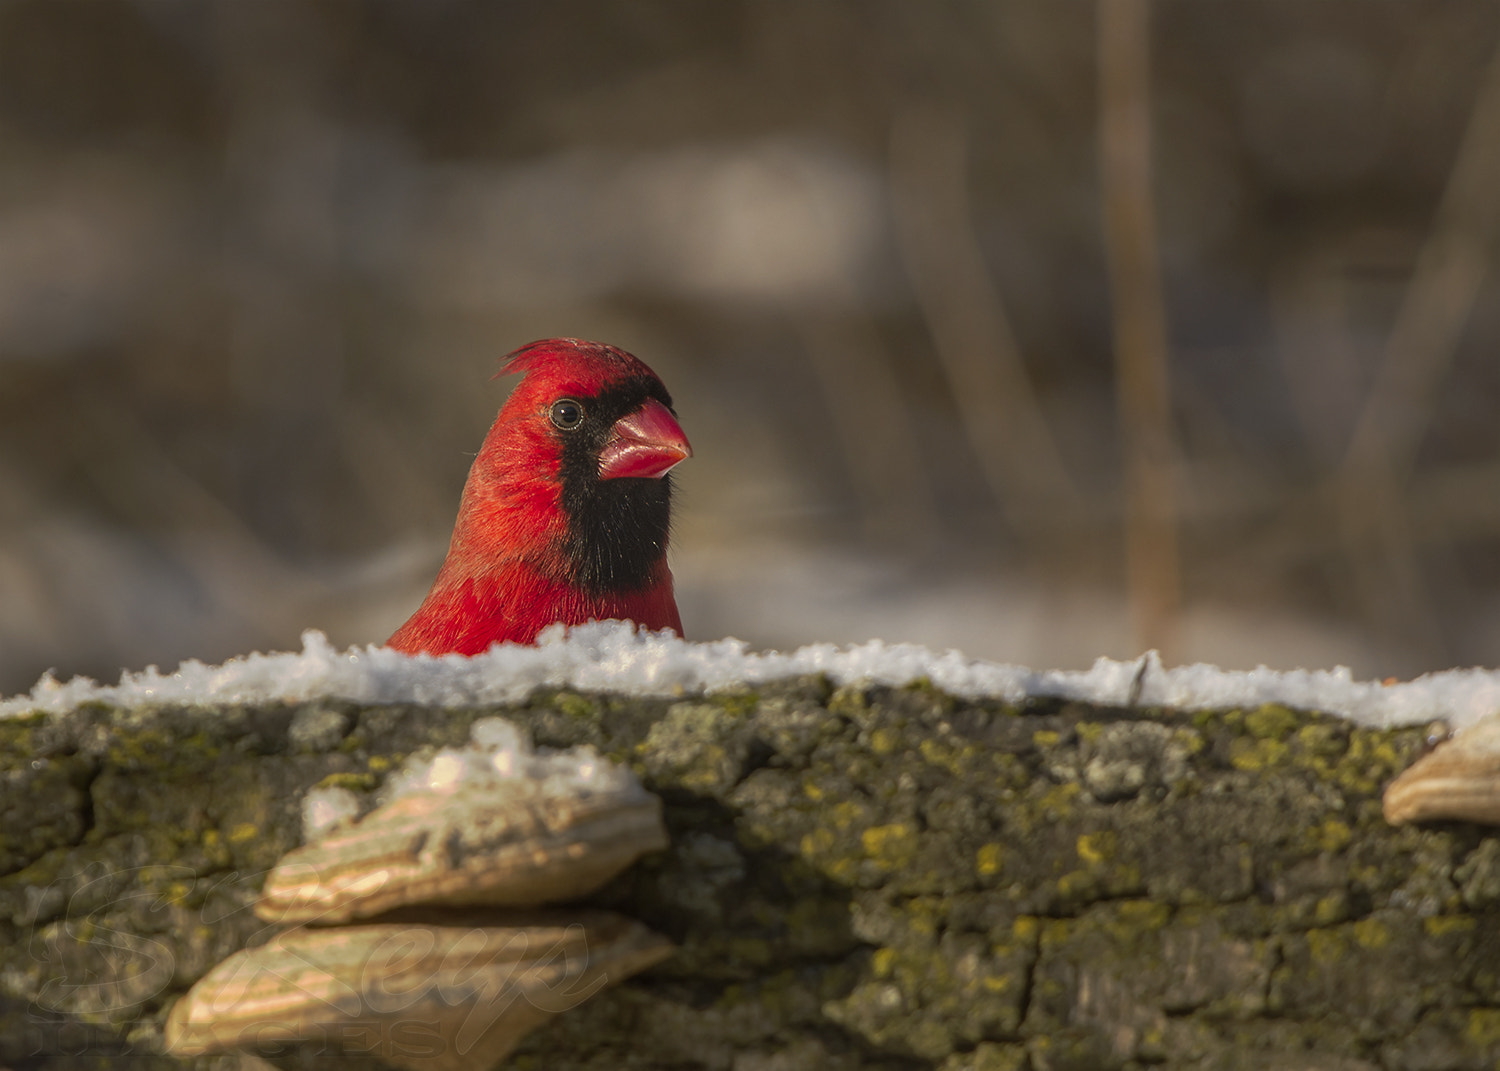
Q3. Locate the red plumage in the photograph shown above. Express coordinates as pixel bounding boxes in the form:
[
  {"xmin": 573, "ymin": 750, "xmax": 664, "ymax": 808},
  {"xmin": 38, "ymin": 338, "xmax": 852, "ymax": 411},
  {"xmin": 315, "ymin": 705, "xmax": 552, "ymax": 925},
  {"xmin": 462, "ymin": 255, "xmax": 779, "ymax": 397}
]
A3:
[{"xmin": 386, "ymin": 339, "xmax": 690, "ymax": 655}]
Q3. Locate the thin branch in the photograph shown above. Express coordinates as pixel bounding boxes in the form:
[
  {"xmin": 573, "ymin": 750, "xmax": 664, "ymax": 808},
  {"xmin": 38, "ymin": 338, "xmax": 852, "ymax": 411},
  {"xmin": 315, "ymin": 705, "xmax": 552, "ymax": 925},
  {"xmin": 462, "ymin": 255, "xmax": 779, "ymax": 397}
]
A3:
[
  {"xmin": 1332, "ymin": 29, "xmax": 1500, "ymax": 665},
  {"xmin": 1098, "ymin": 0, "xmax": 1180, "ymax": 658},
  {"xmin": 1341, "ymin": 45, "xmax": 1500, "ymax": 483},
  {"xmin": 888, "ymin": 103, "xmax": 1082, "ymax": 532}
]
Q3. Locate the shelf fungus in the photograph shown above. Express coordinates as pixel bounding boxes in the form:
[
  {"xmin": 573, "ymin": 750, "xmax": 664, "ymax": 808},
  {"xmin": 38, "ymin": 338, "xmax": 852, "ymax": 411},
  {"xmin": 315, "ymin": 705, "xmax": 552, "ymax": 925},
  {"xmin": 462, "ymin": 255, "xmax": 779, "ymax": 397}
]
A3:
[
  {"xmin": 1384, "ymin": 718, "xmax": 1500, "ymax": 825},
  {"xmin": 258, "ymin": 718, "xmax": 668, "ymax": 925},
  {"xmin": 166, "ymin": 718, "xmax": 672, "ymax": 1070}
]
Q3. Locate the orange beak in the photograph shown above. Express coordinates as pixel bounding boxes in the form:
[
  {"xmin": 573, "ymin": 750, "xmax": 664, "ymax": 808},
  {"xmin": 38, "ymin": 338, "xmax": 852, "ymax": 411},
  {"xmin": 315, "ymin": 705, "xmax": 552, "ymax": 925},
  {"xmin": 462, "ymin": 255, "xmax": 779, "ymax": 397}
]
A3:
[{"xmin": 597, "ymin": 397, "xmax": 692, "ymax": 480}]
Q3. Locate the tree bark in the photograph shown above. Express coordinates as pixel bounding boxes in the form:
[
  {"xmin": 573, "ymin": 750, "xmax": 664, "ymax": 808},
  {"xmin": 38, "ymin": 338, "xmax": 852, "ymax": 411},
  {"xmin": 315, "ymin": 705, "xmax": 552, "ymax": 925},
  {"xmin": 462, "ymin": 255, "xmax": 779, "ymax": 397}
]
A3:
[{"xmin": 1, "ymin": 679, "xmax": 1493, "ymax": 1070}]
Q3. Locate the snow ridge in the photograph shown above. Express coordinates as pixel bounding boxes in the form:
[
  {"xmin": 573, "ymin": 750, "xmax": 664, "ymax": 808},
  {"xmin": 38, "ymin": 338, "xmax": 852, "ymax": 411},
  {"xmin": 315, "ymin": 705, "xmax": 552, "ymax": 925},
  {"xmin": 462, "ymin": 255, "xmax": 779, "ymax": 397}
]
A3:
[{"xmin": 4, "ymin": 621, "xmax": 1497, "ymax": 731}]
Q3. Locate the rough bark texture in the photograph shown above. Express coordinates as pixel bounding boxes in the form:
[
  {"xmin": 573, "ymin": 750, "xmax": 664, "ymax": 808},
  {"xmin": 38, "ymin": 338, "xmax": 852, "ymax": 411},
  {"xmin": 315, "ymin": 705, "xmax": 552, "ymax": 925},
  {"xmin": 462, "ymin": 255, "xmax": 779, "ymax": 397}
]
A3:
[{"xmin": 1, "ymin": 679, "xmax": 1496, "ymax": 1070}]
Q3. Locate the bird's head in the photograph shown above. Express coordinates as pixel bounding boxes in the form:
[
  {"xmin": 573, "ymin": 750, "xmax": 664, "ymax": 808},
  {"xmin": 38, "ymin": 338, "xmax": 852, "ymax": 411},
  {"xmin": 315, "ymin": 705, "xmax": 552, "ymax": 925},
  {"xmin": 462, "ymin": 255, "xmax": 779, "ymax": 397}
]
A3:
[
  {"xmin": 493, "ymin": 338, "xmax": 691, "ymax": 484},
  {"xmin": 462, "ymin": 338, "xmax": 692, "ymax": 594}
]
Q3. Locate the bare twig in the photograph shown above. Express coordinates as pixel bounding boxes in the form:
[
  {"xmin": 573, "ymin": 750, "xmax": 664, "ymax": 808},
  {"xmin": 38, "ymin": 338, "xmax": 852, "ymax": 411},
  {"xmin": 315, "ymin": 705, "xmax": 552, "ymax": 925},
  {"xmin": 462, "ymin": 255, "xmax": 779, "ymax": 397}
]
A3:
[
  {"xmin": 1098, "ymin": 0, "xmax": 1180, "ymax": 658},
  {"xmin": 888, "ymin": 103, "xmax": 1082, "ymax": 532},
  {"xmin": 1333, "ymin": 32, "xmax": 1500, "ymax": 663},
  {"xmin": 1343, "ymin": 58, "xmax": 1500, "ymax": 482}
]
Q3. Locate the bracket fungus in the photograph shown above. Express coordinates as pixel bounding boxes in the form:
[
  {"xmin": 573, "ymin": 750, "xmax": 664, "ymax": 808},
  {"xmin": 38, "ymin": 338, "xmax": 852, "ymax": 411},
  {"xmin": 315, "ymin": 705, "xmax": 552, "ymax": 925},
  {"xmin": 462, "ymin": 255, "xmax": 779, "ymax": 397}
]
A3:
[
  {"xmin": 258, "ymin": 720, "xmax": 667, "ymax": 925},
  {"xmin": 166, "ymin": 718, "xmax": 672, "ymax": 1070},
  {"xmin": 1384, "ymin": 718, "xmax": 1500, "ymax": 826}
]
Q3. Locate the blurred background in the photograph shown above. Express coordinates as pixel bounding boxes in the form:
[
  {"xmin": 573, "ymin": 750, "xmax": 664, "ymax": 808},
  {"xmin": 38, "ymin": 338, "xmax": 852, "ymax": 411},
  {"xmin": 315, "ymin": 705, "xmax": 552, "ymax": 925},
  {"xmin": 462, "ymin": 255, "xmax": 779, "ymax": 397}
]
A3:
[{"xmin": 2, "ymin": 0, "xmax": 1500, "ymax": 694}]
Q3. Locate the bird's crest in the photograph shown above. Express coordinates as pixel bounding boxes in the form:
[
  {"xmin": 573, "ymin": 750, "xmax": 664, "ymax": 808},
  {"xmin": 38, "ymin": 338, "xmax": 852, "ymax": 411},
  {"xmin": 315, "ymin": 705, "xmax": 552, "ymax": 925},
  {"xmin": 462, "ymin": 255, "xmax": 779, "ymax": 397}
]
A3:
[{"xmin": 498, "ymin": 338, "xmax": 658, "ymax": 398}]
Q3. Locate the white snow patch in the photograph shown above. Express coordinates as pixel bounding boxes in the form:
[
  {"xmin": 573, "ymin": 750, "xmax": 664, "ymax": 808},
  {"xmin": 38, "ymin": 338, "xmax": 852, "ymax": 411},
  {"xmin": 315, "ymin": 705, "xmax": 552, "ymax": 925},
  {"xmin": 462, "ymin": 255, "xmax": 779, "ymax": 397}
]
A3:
[
  {"xmin": 301, "ymin": 786, "xmax": 362, "ymax": 840},
  {"xmin": 2, "ymin": 620, "xmax": 1498, "ymax": 731},
  {"xmin": 382, "ymin": 715, "xmax": 645, "ymax": 805}
]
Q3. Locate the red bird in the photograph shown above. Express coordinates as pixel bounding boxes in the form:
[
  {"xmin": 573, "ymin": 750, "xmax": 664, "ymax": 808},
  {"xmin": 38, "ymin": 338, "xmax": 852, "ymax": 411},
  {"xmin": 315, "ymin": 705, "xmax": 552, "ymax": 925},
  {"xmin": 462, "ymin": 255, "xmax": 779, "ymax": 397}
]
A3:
[{"xmin": 386, "ymin": 338, "xmax": 691, "ymax": 655}]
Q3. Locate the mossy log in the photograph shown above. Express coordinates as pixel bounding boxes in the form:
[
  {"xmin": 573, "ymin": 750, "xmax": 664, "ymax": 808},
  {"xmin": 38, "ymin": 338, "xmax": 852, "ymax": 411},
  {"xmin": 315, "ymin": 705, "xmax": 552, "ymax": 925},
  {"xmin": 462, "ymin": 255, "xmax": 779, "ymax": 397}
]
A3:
[{"xmin": 1, "ymin": 677, "xmax": 1496, "ymax": 1071}]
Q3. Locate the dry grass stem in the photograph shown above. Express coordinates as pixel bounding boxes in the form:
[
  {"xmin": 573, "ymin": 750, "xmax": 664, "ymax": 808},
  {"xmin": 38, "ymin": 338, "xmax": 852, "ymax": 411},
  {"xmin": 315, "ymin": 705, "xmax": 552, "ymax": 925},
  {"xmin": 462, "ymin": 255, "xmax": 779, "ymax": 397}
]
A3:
[
  {"xmin": 1098, "ymin": 0, "xmax": 1180, "ymax": 659},
  {"xmin": 1332, "ymin": 33, "xmax": 1500, "ymax": 662},
  {"xmin": 889, "ymin": 103, "xmax": 1082, "ymax": 531}
]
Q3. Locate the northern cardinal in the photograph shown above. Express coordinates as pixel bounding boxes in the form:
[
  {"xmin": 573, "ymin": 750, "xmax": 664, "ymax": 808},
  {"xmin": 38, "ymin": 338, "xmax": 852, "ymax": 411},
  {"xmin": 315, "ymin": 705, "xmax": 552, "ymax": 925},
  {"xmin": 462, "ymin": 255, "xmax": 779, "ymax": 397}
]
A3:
[{"xmin": 386, "ymin": 338, "xmax": 691, "ymax": 655}]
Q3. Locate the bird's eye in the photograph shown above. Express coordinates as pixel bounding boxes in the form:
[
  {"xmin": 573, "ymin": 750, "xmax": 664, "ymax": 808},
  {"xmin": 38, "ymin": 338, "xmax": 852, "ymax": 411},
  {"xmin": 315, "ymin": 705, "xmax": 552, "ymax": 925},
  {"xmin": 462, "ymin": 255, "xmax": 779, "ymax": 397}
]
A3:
[{"xmin": 549, "ymin": 398, "xmax": 584, "ymax": 430}]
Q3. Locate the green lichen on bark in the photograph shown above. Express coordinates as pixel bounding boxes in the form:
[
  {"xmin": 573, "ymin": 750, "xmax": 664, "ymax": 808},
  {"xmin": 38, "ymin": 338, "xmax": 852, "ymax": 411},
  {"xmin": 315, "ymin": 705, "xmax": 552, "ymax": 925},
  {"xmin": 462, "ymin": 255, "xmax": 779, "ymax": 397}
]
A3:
[{"xmin": 0, "ymin": 680, "xmax": 1496, "ymax": 1070}]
